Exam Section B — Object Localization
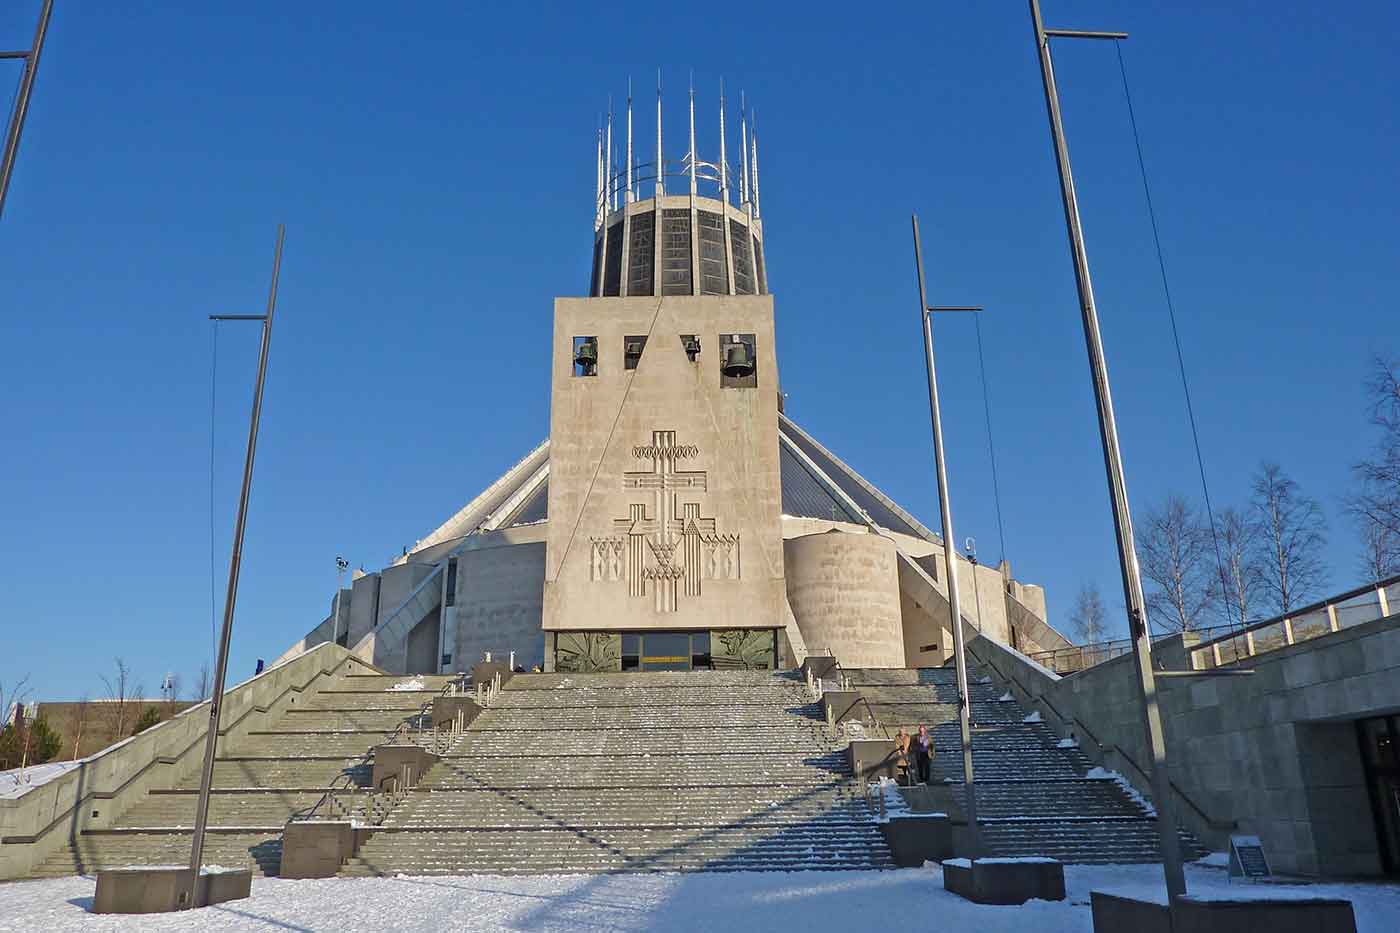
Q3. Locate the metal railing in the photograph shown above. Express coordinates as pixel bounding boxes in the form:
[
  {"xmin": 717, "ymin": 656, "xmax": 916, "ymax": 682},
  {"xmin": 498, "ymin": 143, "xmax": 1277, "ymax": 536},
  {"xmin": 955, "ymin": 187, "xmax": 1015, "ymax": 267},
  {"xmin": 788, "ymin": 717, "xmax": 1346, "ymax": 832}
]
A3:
[
  {"xmin": 290, "ymin": 673, "xmax": 469, "ymax": 826},
  {"xmin": 1027, "ymin": 628, "xmax": 1235, "ymax": 675},
  {"xmin": 1191, "ymin": 575, "xmax": 1400, "ymax": 670}
]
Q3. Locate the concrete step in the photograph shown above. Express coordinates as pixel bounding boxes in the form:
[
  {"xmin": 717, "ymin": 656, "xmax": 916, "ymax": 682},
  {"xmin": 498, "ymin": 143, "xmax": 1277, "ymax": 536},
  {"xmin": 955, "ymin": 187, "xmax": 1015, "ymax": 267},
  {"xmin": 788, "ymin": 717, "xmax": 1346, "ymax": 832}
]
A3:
[
  {"xmin": 172, "ymin": 759, "xmax": 372, "ymax": 790},
  {"xmin": 115, "ymin": 791, "xmax": 325, "ymax": 828},
  {"xmin": 455, "ymin": 728, "xmax": 838, "ymax": 757},
  {"xmin": 494, "ymin": 684, "xmax": 810, "ymax": 709},
  {"xmin": 515, "ymin": 671, "xmax": 801, "ymax": 690},
  {"xmin": 30, "ymin": 832, "xmax": 282, "ymax": 878},
  {"xmin": 276, "ymin": 708, "xmax": 428, "ymax": 731},
  {"xmin": 424, "ymin": 752, "xmax": 852, "ymax": 789},
  {"xmin": 343, "ymin": 825, "xmax": 895, "ymax": 875},
  {"xmin": 934, "ymin": 780, "xmax": 1152, "ymax": 819},
  {"xmin": 385, "ymin": 785, "xmax": 870, "ymax": 829},
  {"xmin": 979, "ymin": 820, "xmax": 1208, "ymax": 864},
  {"xmin": 481, "ymin": 705, "xmax": 821, "ymax": 730}
]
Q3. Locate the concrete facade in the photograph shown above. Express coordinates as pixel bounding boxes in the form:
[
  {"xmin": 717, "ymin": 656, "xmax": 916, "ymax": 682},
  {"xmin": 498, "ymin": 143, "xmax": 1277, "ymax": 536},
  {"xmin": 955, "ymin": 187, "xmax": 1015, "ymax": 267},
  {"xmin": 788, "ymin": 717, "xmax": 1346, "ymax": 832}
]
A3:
[
  {"xmin": 543, "ymin": 295, "xmax": 786, "ymax": 636},
  {"xmin": 784, "ymin": 530, "xmax": 904, "ymax": 667}
]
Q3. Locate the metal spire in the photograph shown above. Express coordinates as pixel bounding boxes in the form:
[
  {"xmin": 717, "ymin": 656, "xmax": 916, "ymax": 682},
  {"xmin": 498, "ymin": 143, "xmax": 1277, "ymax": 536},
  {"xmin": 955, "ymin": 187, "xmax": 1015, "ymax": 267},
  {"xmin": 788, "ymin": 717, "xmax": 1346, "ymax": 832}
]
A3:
[
  {"xmin": 605, "ymin": 98, "xmax": 614, "ymax": 211},
  {"xmin": 594, "ymin": 121, "xmax": 603, "ymax": 228},
  {"xmin": 718, "ymin": 79, "xmax": 729, "ymax": 205},
  {"xmin": 687, "ymin": 76, "xmax": 697, "ymax": 198},
  {"xmin": 626, "ymin": 78, "xmax": 634, "ymax": 203},
  {"xmin": 739, "ymin": 91, "xmax": 749, "ymax": 206},
  {"xmin": 655, "ymin": 70, "xmax": 664, "ymax": 198},
  {"xmin": 0, "ymin": 0, "xmax": 54, "ymax": 220},
  {"xmin": 750, "ymin": 109, "xmax": 761, "ymax": 218}
]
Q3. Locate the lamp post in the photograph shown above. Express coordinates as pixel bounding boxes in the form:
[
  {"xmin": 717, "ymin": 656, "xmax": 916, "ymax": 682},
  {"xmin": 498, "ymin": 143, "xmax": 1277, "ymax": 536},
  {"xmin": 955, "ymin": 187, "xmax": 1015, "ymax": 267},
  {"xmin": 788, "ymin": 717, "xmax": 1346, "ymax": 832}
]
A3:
[
  {"xmin": 910, "ymin": 214, "xmax": 983, "ymax": 855},
  {"xmin": 0, "ymin": 0, "xmax": 54, "ymax": 219},
  {"xmin": 1026, "ymin": 0, "xmax": 1186, "ymax": 898},
  {"xmin": 965, "ymin": 538, "xmax": 984, "ymax": 633},
  {"xmin": 187, "ymin": 226, "xmax": 285, "ymax": 903},
  {"xmin": 332, "ymin": 556, "xmax": 349, "ymax": 646}
]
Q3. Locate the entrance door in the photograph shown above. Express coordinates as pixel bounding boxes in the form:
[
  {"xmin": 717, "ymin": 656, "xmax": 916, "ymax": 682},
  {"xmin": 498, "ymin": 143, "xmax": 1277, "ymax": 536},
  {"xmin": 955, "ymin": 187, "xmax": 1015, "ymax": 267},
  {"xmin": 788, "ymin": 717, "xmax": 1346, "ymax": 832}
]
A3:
[
  {"xmin": 1359, "ymin": 715, "xmax": 1400, "ymax": 874},
  {"xmin": 640, "ymin": 632, "xmax": 692, "ymax": 671}
]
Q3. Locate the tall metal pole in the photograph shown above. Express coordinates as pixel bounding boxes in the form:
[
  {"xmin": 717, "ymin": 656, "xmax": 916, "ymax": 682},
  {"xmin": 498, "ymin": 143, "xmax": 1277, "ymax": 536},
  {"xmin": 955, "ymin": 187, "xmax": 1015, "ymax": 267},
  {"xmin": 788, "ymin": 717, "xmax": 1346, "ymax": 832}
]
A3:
[
  {"xmin": 188, "ymin": 225, "xmax": 285, "ymax": 894},
  {"xmin": 1027, "ymin": 0, "xmax": 1185, "ymax": 897},
  {"xmin": 910, "ymin": 215, "xmax": 980, "ymax": 855},
  {"xmin": 0, "ymin": 0, "xmax": 55, "ymax": 219}
]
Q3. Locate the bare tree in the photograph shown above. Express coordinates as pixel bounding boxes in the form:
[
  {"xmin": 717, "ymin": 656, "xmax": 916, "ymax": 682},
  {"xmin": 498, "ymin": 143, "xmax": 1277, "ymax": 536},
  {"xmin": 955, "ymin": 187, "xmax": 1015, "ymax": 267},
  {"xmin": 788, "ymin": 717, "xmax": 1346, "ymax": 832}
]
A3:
[
  {"xmin": 71, "ymin": 695, "xmax": 90, "ymax": 760},
  {"xmin": 1, "ymin": 675, "xmax": 31, "ymax": 728},
  {"xmin": 1216, "ymin": 507, "xmax": 1264, "ymax": 626},
  {"xmin": 1349, "ymin": 356, "xmax": 1400, "ymax": 578},
  {"xmin": 1356, "ymin": 514, "xmax": 1400, "ymax": 582},
  {"xmin": 1068, "ymin": 583, "xmax": 1109, "ymax": 644},
  {"xmin": 100, "ymin": 658, "xmax": 134, "ymax": 739},
  {"xmin": 1252, "ymin": 462, "xmax": 1328, "ymax": 613},
  {"xmin": 1138, "ymin": 494, "xmax": 1218, "ymax": 632}
]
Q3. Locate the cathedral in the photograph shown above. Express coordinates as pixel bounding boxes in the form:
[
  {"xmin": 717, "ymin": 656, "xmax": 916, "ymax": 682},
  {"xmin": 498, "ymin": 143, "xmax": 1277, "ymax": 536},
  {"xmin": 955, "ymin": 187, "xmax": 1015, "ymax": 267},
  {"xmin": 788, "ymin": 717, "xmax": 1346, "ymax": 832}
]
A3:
[{"xmin": 275, "ymin": 87, "xmax": 1071, "ymax": 675}]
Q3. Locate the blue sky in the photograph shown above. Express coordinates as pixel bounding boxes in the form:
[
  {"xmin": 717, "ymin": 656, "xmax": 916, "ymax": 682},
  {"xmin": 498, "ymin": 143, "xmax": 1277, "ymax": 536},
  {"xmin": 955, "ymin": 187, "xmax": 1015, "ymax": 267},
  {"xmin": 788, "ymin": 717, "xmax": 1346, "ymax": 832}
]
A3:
[{"xmin": 1, "ymin": 2, "xmax": 1395, "ymax": 702}]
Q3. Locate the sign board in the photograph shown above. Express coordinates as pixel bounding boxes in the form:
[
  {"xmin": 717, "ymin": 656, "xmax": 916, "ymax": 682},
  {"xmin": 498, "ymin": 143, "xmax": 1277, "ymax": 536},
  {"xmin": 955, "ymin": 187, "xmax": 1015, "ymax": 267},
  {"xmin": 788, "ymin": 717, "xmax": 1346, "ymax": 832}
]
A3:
[{"xmin": 1228, "ymin": 834, "xmax": 1271, "ymax": 882}]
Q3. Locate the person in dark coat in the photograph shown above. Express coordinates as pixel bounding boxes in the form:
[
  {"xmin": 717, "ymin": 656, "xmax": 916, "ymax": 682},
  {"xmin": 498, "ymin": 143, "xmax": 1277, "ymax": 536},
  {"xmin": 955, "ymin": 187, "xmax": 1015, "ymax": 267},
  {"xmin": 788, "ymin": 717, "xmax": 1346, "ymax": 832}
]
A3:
[{"xmin": 913, "ymin": 725, "xmax": 934, "ymax": 784}]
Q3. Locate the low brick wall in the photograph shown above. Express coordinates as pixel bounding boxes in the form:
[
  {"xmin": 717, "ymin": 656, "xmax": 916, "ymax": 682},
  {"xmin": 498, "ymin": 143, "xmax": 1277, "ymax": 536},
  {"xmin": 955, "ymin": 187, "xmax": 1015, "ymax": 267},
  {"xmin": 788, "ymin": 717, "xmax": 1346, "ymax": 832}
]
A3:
[{"xmin": 0, "ymin": 643, "xmax": 380, "ymax": 880}]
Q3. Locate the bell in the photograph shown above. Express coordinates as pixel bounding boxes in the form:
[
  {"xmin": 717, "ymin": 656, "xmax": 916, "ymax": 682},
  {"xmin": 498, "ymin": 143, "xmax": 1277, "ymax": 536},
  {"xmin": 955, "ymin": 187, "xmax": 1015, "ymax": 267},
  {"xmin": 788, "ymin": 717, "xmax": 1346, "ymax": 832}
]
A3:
[
  {"xmin": 683, "ymin": 335, "xmax": 701, "ymax": 361},
  {"xmin": 624, "ymin": 340, "xmax": 644, "ymax": 367},
  {"xmin": 574, "ymin": 338, "xmax": 597, "ymax": 372},
  {"xmin": 721, "ymin": 342, "xmax": 755, "ymax": 378}
]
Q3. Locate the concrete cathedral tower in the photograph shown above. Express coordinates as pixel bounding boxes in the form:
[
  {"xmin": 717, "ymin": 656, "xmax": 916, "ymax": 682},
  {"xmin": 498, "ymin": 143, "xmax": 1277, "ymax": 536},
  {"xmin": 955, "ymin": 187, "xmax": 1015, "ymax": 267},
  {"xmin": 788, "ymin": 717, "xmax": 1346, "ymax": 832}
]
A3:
[{"xmin": 277, "ymin": 81, "xmax": 1071, "ymax": 676}]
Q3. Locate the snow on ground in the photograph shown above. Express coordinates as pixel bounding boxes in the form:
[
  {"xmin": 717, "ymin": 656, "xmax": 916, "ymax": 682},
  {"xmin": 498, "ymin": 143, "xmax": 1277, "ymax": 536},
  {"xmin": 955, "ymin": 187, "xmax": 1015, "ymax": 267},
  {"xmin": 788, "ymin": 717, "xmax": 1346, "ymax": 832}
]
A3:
[
  {"xmin": 388, "ymin": 678, "xmax": 426, "ymax": 692},
  {"xmin": 2, "ymin": 864, "xmax": 1397, "ymax": 933},
  {"xmin": 1022, "ymin": 710, "xmax": 1042, "ymax": 723},
  {"xmin": 0, "ymin": 761, "xmax": 82, "ymax": 800}
]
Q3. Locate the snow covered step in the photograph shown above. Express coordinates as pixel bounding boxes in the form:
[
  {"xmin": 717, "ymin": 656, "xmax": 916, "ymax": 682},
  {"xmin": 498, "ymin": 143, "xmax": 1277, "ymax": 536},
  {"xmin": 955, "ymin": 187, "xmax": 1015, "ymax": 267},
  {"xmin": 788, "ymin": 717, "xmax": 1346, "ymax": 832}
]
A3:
[
  {"xmin": 938, "ymin": 780, "xmax": 1151, "ymax": 819},
  {"xmin": 495, "ymin": 684, "xmax": 810, "ymax": 709},
  {"xmin": 344, "ymin": 825, "xmax": 895, "ymax": 875},
  {"xmin": 454, "ymin": 729, "xmax": 838, "ymax": 757},
  {"xmin": 385, "ymin": 786, "xmax": 869, "ymax": 829},
  {"xmin": 423, "ymin": 753, "xmax": 853, "ymax": 789},
  {"xmin": 482, "ymin": 706, "xmax": 817, "ymax": 730},
  {"xmin": 303, "ymin": 689, "xmax": 445, "ymax": 710}
]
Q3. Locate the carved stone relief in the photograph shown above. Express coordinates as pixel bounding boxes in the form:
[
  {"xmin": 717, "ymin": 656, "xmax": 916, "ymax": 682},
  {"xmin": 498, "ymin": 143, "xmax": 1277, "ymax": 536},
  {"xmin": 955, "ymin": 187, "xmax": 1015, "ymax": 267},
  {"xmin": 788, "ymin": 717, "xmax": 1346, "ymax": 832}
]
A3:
[{"xmin": 588, "ymin": 429, "xmax": 741, "ymax": 612}]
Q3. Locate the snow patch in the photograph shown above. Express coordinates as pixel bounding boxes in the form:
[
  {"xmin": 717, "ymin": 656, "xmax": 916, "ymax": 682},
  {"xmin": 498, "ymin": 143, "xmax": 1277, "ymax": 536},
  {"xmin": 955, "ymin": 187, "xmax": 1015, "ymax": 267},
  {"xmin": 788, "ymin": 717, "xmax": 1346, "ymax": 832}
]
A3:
[
  {"xmin": 997, "ymin": 692, "xmax": 1015, "ymax": 703},
  {"xmin": 0, "ymin": 760, "xmax": 82, "ymax": 799},
  {"xmin": 1022, "ymin": 711, "xmax": 1042, "ymax": 723},
  {"xmin": 388, "ymin": 677, "xmax": 426, "ymax": 692},
  {"xmin": 1196, "ymin": 851, "xmax": 1230, "ymax": 868},
  {"xmin": 1086, "ymin": 766, "xmax": 1157, "ymax": 816},
  {"xmin": 1056, "ymin": 737, "xmax": 1079, "ymax": 749}
]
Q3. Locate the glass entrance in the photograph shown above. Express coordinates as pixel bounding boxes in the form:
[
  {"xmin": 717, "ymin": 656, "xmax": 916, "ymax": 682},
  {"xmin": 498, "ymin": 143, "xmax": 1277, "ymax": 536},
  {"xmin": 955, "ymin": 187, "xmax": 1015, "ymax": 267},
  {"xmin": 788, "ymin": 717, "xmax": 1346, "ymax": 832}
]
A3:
[
  {"xmin": 1358, "ymin": 714, "xmax": 1400, "ymax": 874},
  {"xmin": 620, "ymin": 632, "xmax": 713, "ymax": 671}
]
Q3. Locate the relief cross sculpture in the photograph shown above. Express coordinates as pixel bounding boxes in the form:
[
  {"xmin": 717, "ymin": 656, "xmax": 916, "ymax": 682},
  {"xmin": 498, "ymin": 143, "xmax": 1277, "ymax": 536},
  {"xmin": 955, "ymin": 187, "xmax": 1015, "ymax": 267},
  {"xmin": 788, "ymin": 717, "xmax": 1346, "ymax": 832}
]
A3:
[{"xmin": 589, "ymin": 429, "xmax": 740, "ymax": 611}]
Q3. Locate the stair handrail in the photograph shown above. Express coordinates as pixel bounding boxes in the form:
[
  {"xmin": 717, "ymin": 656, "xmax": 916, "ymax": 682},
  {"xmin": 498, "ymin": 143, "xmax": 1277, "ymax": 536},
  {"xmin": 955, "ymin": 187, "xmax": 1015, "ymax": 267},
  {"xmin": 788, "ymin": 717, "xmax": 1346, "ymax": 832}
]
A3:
[{"xmin": 290, "ymin": 673, "xmax": 468, "ymax": 825}]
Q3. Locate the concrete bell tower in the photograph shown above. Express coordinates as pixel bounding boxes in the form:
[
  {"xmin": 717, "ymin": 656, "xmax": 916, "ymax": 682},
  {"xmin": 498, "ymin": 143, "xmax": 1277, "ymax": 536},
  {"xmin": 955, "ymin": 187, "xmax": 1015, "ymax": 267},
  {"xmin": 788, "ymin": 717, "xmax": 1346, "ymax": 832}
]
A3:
[{"xmin": 542, "ymin": 80, "xmax": 787, "ymax": 672}]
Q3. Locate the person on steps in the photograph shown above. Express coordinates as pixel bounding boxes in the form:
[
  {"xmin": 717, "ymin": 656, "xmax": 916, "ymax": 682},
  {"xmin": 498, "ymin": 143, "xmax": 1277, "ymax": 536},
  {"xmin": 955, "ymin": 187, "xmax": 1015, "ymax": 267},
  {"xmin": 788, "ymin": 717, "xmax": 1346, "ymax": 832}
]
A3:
[
  {"xmin": 894, "ymin": 728, "xmax": 911, "ymax": 786},
  {"xmin": 913, "ymin": 725, "xmax": 934, "ymax": 785}
]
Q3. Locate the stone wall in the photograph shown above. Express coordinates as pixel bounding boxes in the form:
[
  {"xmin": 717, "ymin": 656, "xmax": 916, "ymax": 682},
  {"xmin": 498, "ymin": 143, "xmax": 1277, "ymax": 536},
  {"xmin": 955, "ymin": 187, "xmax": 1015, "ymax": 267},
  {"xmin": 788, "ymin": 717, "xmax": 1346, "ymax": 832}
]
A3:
[
  {"xmin": 455, "ymin": 541, "xmax": 546, "ymax": 671},
  {"xmin": 785, "ymin": 529, "xmax": 904, "ymax": 668},
  {"xmin": 970, "ymin": 616, "xmax": 1400, "ymax": 876}
]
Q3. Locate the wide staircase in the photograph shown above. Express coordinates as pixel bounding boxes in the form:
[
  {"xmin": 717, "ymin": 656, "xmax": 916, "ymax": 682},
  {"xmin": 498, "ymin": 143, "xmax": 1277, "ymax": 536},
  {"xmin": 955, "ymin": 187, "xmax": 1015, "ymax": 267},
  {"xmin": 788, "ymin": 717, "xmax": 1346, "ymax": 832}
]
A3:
[
  {"xmin": 844, "ymin": 666, "xmax": 1208, "ymax": 863},
  {"xmin": 341, "ymin": 670, "xmax": 894, "ymax": 874},
  {"xmin": 29, "ymin": 672, "xmax": 457, "ymax": 878}
]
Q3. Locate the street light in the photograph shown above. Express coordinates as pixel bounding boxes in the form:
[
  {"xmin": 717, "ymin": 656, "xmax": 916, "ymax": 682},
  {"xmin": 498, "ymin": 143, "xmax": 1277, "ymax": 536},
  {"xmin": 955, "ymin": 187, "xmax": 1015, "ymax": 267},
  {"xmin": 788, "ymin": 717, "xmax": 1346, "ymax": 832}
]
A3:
[
  {"xmin": 911, "ymin": 214, "xmax": 982, "ymax": 856},
  {"xmin": 1026, "ymin": 0, "xmax": 1185, "ymax": 898}
]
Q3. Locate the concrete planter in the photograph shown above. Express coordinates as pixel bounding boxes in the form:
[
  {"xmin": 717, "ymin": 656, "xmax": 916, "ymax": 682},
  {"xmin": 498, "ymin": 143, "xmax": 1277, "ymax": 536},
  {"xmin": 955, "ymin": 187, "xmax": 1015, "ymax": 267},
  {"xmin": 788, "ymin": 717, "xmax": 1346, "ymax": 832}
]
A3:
[
  {"xmin": 281, "ymin": 820, "xmax": 356, "ymax": 879},
  {"xmin": 848, "ymin": 740, "xmax": 898, "ymax": 782},
  {"xmin": 879, "ymin": 814, "xmax": 952, "ymax": 866},
  {"xmin": 432, "ymin": 695, "xmax": 484, "ymax": 731},
  {"xmin": 371, "ymin": 744, "xmax": 439, "ymax": 792},
  {"xmin": 93, "ymin": 866, "xmax": 252, "ymax": 914},
  {"xmin": 943, "ymin": 857, "xmax": 1065, "ymax": 905},
  {"xmin": 1090, "ymin": 891, "xmax": 1357, "ymax": 933}
]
